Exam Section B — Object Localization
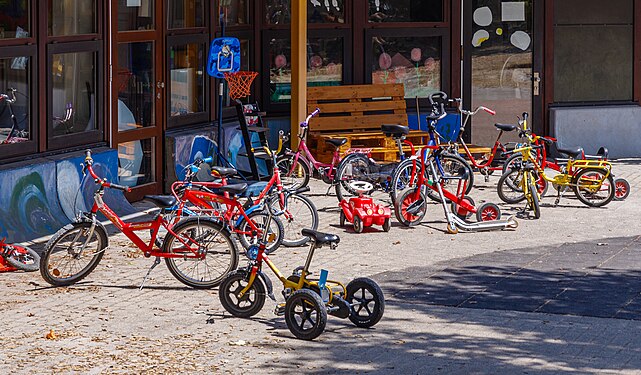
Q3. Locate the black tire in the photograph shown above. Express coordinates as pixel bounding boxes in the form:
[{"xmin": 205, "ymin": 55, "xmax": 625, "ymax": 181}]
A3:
[
  {"xmin": 218, "ymin": 270, "xmax": 266, "ymax": 318},
  {"xmin": 271, "ymin": 193, "xmax": 319, "ymax": 247},
  {"xmin": 339, "ymin": 210, "xmax": 346, "ymax": 227},
  {"xmin": 528, "ymin": 175, "xmax": 541, "ymax": 219},
  {"xmin": 382, "ymin": 217, "xmax": 391, "ymax": 232},
  {"xmin": 451, "ymin": 196, "xmax": 475, "ymax": 220},
  {"xmin": 394, "ymin": 188, "xmax": 427, "ymax": 227},
  {"xmin": 502, "ymin": 153, "xmax": 523, "ymax": 175},
  {"xmin": 285, "ymin": 289, "xmax": 327, "ymax": 340},
  {"xmin": 497, "ymin": 168, "xmax": 526, "ymax": 204},
  {"xmin": 4, "ymin": 245, "xmax": 40, "ymax": 272},
  {"xmin": 163, "ymin": 218, "xmax": 238, "ymax": 288},
  {"xmin": 335, "ymin": 153, "xmax": 375, "ymax": 202},
  {"xmin": 389, "ymin": 158, "xmax": 419, "ymax": 203},
  {"xmin": 346, "ymin": 277, "xmax": 385, "ymax": 328},
  {"xmin": 40, "ymin": 221, "xmax": 107, "ymax": 286},
  {"xmin": 571, "ymin": 168, "xmax": 615, "ymax": 207},
  {"xmin": 353, "ymin": 216, "xmax": 363, "ymax": 233},
  {"xmin": 276, "ymin": 154, "xmax": 310, "ymax": 190},
  {"xmin": 426, "ymin": 153, "xmax": 474, "ymax": 202},
  {"xmin": 614, "ymin": 178, "xmax": 630, "ymax": 201},
  {"xmin": 237, "ymin": 210, "xmax": 285, "ymax": 254},
  {"xmin": 476, "ymin": 202, "xmax": 501, "ymax": 222}
]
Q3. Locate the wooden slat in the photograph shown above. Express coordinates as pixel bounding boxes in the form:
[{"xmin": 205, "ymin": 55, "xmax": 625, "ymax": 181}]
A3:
[
  {"xmin": 314, "ymin": 130, "xmax": 429, "ymax": 138},
  {"xmin": 307, "ymin": 84, "xmax": 405, "ymax": 101},
  {"xmin": 310, "ymin": 114, "xmax": 409, "ymax": 131},
  {"xmin": 314, "ymin": 100, "xmax": 407, "ymax": 114}
]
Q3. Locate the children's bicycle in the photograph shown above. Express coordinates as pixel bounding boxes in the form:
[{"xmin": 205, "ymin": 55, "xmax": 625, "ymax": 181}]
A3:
[
  {"xmin": 0, "ymin": 238, "xmax": 40, "ymax": 272},
  {"xmin": 40, "ymin": 150, "xmax": 239, "ymax": 288},
  {"xmin": 218, "ymin": 196, "xmax": 385, "ymax": 340}
]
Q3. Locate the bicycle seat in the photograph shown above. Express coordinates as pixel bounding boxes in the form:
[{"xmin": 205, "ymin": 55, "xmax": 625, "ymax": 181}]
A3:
[
  {"xmin": 301, "ymin": 229, "xmax": 340, "ymax": 247},
  {"xmin": 218, "ymin": 183, "xmax": 248, "ymax": 195},
  {"xmin": 494, "ymin": 123, "xmax": 517, "ymax": 132},
  {"xmin": 211, "ymin": 166, "xmax": 237, "ymax": 177},
  {"xmin": 381, "ymin": 124, "xmax": 409, "ymax": 139},
  {"xmin": 442, "ymin": 166, "xmax": 469, "ymax": 180},
  {"xmin": 325, "ymin": 138, "xmax": 347, "ymax": 148},
  {"xmin": 557, "ymin": 146, "xmax": 584, "ymax": 159},
  {"xmin": 144, "ymin": 195, "xmax": 177, "ymax": 208}
]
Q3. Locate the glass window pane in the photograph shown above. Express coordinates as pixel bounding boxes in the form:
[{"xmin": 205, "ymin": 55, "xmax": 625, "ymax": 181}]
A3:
[
  {"xmin": 220, "ymin": 0, "xmax": 250, "ymax": 26},
  {"xmin": 0, "ymin": 57, "xmax": 31, "ymax": 145},
  {"xmin": 49, "ymin": 1, "xmax": 97, "ymax": 35},
  {"xmin": 0, "ymin": 2, "xmax": 30, "ymax": 39},
  {"xmin": 118, "ymin": 0, "xmax": 154, "ymax": 31},
  {"xmin": 118, "ymin": 138, "xmax": 154, "ymax": 187},
  {"xmin": 51, "ymin": 51, "xmax": 98, "ymax": 137},
  {"xmin": 372, "ymin": 36, "xmax": 441, "ymax": 98},
  {"xmin": 168, "ymin": 0, "xmax": 205, "ymax": 29},
  {"xmin": 118, "ymin": 42, "xmax": 155, "ymax": 130},
  {"xmin": 169, "ymin": 42, "xmax": 205, "ymax": 117},
  {"xmin": 269, "ymin": 36, "xmax": 344, "ymax": 103},
  {"xmin": 264, "ymin": 0, "xmax": 345, "ymax": 24},
  {"xmin": 369, "ymin": 0, "xmax": 443, "ymax": 23}
]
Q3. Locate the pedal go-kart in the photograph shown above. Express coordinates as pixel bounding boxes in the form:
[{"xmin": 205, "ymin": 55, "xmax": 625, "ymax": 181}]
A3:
[{"xmin": 339, "ymin": 181, "xmax": 391, "ymax": 233}]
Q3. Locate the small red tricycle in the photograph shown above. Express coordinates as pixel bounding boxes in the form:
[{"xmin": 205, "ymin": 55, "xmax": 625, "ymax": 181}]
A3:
[
  {"xmin": 339, "ymin": 181, "xmax": 392, "ymax": 233},
  {"xmin": 0, "ymin": 238, "xmax": 40, "ymax": 272}
]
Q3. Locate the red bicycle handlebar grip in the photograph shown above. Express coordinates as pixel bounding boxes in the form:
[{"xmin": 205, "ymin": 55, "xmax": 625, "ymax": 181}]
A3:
[
  {"xmin": 108, "ymin": 183, "xmax": 132, "ymax": 193},
  {"xmin": 484, "ymin": 107, "xmax": 496, "ymax": 115}
]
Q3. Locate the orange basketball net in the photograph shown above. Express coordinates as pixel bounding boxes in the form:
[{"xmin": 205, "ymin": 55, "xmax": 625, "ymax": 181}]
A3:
[{"xmin": 224, "ymin": 71, "xmax": 258, "ymax": 100}]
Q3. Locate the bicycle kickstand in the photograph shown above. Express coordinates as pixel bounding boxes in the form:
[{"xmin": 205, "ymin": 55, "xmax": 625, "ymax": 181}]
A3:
[{"xmin": 139, "ymin": 257, "xmax": 161, "ymax": 290}]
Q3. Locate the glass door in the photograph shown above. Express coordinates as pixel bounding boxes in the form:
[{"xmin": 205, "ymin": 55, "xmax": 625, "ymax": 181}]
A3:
[
  {"xmin": 463, "ymin": 0, "xmax": 542, "ymax": 145},
  {"xmin": 112, "ymin": 0, "xmax": 164, "ymax": 199}
]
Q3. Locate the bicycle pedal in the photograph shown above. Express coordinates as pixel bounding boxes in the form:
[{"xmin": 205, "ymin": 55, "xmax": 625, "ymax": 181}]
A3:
[{"xmin": 274, "ymin": 303, "xmax": 286, "ymax": 316}]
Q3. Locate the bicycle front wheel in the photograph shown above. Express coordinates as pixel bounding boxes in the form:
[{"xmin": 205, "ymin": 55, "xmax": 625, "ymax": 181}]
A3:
[
  {"xmin": 497, "ymin": 168, "xmax": 526, "ymax": 204},
  {"xmin": 572, "ymin": 168, "xmax": 615, "ymax": 207},
  {"xmin": 276, "ymin": 154, "xmax": 310, "ymax": 190},
  {"xmin": 527, "ymin": 174, "xmax": 541, "ymax": 219},
  {"xmin": 40, "ymin": 221, "xmax": 107, "ymax": 286},
  {"xmin": 163, "ymin": 218, "xmax": 238, "ymax": 288},
  {"xmin": 237, "ymin": 210, "xmax": 285, "ymax": 253},
  {"xmin": 389, "ymin": 158, "xmax": 421, "ymax": 203},
  {"xmin": 427, "ymin": 153, "xmax": 474, "ymax": 202},
  {"xmin": 271, "ymin": 193, "xmax": 319, "ymax": 247}
]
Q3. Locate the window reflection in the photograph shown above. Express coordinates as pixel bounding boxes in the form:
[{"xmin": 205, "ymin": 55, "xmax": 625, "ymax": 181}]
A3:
[
  {"xmin": 220, "ymin": 0, "xmax": 250, "ymax": 26},
  {"xmin": 372, "ymin": 36, "xmax": 441, "ymax": 98},
  {"xmin": 118, "ymin": 138, "xmax": 154, "ymax": 187},
  {"xmin": 168, "ymin": 0, "xmax": 204, "ymax": 29},
  {"xmin": 369, "ymin": 0, "xmax": 443, "ymax": 23},
  {"xmin": 118, "ymin": 42, "xmax": 155, "ymax": 130},
  {"xmin": 264, "ymin": 0, "xmax": 345, "ymax": 24},
  {"xmin": 49, "ymin": 0, "xmax": 97, "ymax": 35},
  {"xmin": 0, "ymin": 2, "xmax": 30, "ymax": 39},
  {"xmin": 118, "ymin": 0, "xmax": 154, "ymax": 31},
  {"xmin": 0, "ymin": 58, "xmax": 30, "ymax": 145},
  {"xmin": 169, "ymin": 43, "xmax": 205, "ymax": 116}
]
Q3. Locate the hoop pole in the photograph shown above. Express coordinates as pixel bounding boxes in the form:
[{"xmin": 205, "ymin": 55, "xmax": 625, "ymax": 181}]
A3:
[{"xmin": 216, "ymin": 9, "xmax": 226, "ymax": 167}]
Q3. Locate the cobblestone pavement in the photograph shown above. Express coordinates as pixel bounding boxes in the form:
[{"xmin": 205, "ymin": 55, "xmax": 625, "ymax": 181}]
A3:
[{"xmin": 1, "ymin": 160, "xmax": 641, "ymax": 374}]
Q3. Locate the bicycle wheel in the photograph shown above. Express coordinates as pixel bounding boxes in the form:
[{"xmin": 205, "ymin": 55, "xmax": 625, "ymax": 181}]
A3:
[
  {"xmin": 394, "ymin": 188, "xmax": 427, "ymax": 226},
  {"xmin": 163, "ymin": 218, "xmax": 238, "ymax": 288},
  {"xmin": 497, "ymin": 169, "xmax": 526, "ymax": 204},
  {"xmin": 237, "ymin": 210, "xmax": 285, "ymax": 254},
  {"xmin": 426, "ymin": 153, "xmax": 474, "ymax": 202},
  {"xmin": 335, "ymin": 153, "xmax": 375, "ymax": 202},
  {"xmin": 614, "ymin": 178, "xmax": 630, "ymax": 201},
  {"xmin": 270, "ymin": 193, "xmax": 319, "ymax": 247},
  {"xmin": 4, "ymin": 244, "xmax": 40, "ymax": 272},
  {"xmin": 527, "ymin": 174, "xmax": 541, "ymax": 219},
  {"xmin": 571, "ymin": 168, "xmax": 615, "ymax": 207},
  {"xmin": 389, "ymin": 158, "xmax": 421, "ymax": 203},
  {"xmin": 40, "ymin": 221, "xmax": 107, "ymax": 286},
  {"xmin": 218, "ymin": 270, "xmax": 266, "ymax": 318},
  {"xmin": 276, "ymin": 154, "xmax": 310, "ymax": 190},
  {"xmin": 346, "ymin": 277, "xmax": 385, "ymax": 328},
  {"xmin": 285, "ymin": 289, "xmax": 327, "ymax": 340}
]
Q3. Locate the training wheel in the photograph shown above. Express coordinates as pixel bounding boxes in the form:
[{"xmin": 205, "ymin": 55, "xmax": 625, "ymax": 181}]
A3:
[{"xmin": 476, "ymin": 202, "xmax": 501, "ymax": 222}]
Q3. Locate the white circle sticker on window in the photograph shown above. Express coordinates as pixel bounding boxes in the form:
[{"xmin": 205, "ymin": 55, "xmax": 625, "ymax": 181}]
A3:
[
  {"xmin": 473, "ymin": 7, "xmax": 492, "ymax": 27},
  {"xmin": 510, "ymin": 31, "xmax": 531, "ymax": 51}
]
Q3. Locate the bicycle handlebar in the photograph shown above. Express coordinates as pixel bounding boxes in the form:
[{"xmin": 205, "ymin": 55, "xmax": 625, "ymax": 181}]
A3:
[
  {"xmin": 299, "ymin": 108, "xmax": 321, "ymax": 128},
  {"xmin": 450, "ymin": 98, "xmax": 495, "ymax": 116},
  {"xmin": 83, "ymin": 149, "xmax": 132, "ymax": 192}
]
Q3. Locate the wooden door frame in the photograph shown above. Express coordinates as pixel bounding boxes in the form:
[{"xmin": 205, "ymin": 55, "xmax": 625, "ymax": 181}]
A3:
[{"xmin": 462, "ymin": 0, "xmax": 545, "ymax": 142}]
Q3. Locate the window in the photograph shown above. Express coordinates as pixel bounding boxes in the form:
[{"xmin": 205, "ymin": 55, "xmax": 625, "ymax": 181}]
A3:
[
  {"xmin": 0, "ymin": 2, "xmax": 30, "ymax": 39},
  {"xmin": 167, "ymin": 35, "xmax": 208, "ymax": 126},
  {"xmin": 118, "ymin": 42, "xmax": 155, "ymax": 130},
  {"xmin": 553, "ymin": 0, "xmax": 633, "ymax": 102},
  {"xmin": 369, "ymin": 0, "xmax": 443, "ymax": 23},
  {"xmin": 168, "ymin": 0, "xmax": 205, "ymax": 29},
  {"xmin": 264, "ymin": 0, "xmax": 345, "ymax": 24},
  {"xmin": 118, "ymin": 137, "xmax": 155, "ymax": 188},
  {"xmin": 49, "ymin": 0, "xmax": 97, "ymax": 36},
  {"xmin": 220, "ymin": 0, "xmax": 250, "ymax": 26},
  {"xmin": 0, "ymin": 53, "xmax": 32, "ymax": 149},
  {"xmin": 118, "ymin": 0, "xmax": 154, "ymax": 31}
]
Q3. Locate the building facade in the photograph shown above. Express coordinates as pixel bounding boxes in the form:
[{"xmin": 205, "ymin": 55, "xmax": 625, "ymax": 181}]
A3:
[{"xmin": 0, "ymin": 0, "xmax": 639, "ymax": 204}]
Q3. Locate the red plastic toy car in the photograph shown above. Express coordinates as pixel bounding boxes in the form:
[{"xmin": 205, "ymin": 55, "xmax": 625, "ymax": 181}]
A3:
[{"xmin": 339, "ymin": 181, "xmax": 391, "ymax": 233}]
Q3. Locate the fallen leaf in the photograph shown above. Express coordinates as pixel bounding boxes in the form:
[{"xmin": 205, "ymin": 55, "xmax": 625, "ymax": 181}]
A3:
[{"xmin": 45, "ymin": 329, "xmax": 57, "ymax": 340}]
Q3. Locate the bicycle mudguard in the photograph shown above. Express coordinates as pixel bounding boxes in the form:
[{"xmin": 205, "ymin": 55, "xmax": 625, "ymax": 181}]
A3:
[
  {"xmin": 234, "ymin": 204, "xmax": 266, "ymax": 227},
  {"xmin": 76, "ymin": 217, "xmax": 109, "ymax": 248},
  {"xmin": 258, "ymin": 270, "xmax": 275, "ymax": 301}
]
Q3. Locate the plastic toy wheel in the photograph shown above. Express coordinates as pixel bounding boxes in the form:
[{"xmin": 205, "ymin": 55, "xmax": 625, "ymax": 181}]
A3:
[
  {"xmin": 3, "ymin": 244, "xmax": 40, "ymax": 272},
  {"xmin": 353, "ymin": 216, "xmax": 364, "ymax": 233},
  {"xmin": 382, "ymin": 218, "xmax": 391, "ymax": 232},
  {"xmin": 451, "ymin": 196, "xmax": 475, "ymax": 220},
  {"xmin": 394, "ymin": 188, "xmax": 427, "ymax": 227},
  {"xmin": 339, "ymin": 211, "xmax": 346, "ymax": 227},
  {"xmin": 614, "ymin": 178, "xmax": 630, "ymax": 201},
  {"xmin": 447, "ymin": 223, "xmax": 459, "ymax": 234},
  {"xmin": 346, "ymin": 277, "xmax": 385, "ymax": 328},
  {"xmin": 219, "ymin": 270, "xmax": 266, "ymax": 318},
  {"xmin": 285, "ymin": 289, "xmax": 327, "ymax": 340},
  {"xmin": 476, "ymin": 202, "xmax": 501, "ymax": 222},
  {"xmin": 571, "ymin": 168, "xmax": 615, "ymax": 207}
]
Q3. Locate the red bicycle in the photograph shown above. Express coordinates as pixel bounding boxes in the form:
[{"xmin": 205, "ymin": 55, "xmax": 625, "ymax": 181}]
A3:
[
  {"xmin": 1, "ymin": 238, "xmax": 40, "ymax": 272},
  {"xmin": 40, "ymin": 150, "xmax": 238, "ymax": 288}
]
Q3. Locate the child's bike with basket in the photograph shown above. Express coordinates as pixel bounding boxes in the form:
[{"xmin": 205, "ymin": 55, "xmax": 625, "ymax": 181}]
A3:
[{"xmin": 218, "ymin": 196, "xmax": 385, "ymax": 340}]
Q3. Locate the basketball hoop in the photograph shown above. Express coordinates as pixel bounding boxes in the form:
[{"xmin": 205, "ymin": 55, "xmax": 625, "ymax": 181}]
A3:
[{"xmin": 224, "ymin": 71, "xmax": 258, "ymax": 100}]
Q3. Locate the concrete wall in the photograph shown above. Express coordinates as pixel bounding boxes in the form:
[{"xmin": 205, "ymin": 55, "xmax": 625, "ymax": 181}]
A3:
[
  {"xmin": 550, "ymin": 105, "xmax": 641, "ymax": 158},
  {"xmin": 0, "ymin": 149, "xmax": 136, "ymax": 243}
]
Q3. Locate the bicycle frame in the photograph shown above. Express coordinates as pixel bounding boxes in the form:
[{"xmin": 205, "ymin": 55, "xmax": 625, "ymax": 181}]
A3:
[{"xmin": 286, "ymin": 134, "xmax": 341, "ymax": 181}]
